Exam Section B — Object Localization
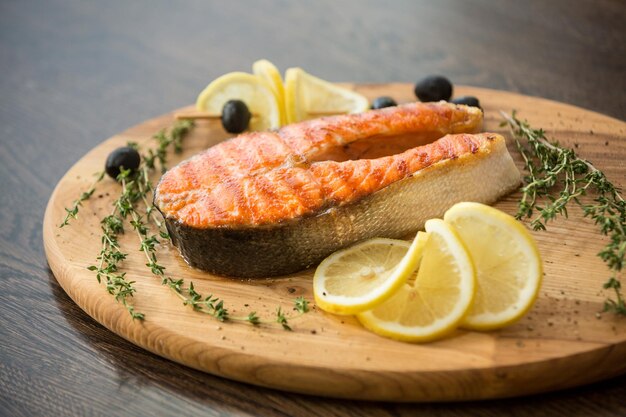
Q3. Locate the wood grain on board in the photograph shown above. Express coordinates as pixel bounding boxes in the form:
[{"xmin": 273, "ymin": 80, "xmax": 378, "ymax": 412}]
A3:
[{"xmin": 43, "ymin": 84, "xmax": 626, "ymax": 401}]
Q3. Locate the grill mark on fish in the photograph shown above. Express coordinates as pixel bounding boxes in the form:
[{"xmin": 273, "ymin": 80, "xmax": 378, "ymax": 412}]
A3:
[
  {"xmin": 252, "ymin": 174, "xmax": 287, "ymax": 221},
  {"xmin": 154, "ymin": 102, "xmax": 520, "ymax": 277}
]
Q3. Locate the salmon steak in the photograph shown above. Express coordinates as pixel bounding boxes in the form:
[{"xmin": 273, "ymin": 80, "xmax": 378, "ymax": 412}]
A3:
[{"xmin": 154, "ymin": 102, "xmax": 520, "ymax": 277}]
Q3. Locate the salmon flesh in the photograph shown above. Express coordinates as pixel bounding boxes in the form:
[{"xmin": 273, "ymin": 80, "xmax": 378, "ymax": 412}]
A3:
[{"xmin": 154, "ymin": 102, "xmax": 520, "ymax": 277}]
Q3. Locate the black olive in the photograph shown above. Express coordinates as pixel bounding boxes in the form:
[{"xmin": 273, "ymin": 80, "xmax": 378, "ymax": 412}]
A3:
[
  {"xmin": 414, "ymin": 75, "xmax": 453, "ymax": 102},
  {"xmin": 451, "ymin": 96, "xmax": 481, "ymax": 109},
  {"xmin": 105, "ymin": 146, "xmax": 141, "ymax": 180},
  {"xmin": 371, "ymin": 96, "xmax": 397, "ymax": 109},
  {"xmin": 221, "ymin": 100, "xmax": 251, "ymax": 134}
]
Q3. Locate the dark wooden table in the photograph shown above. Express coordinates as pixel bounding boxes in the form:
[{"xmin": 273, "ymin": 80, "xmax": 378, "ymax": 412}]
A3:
[{"xmin": 2, "ymin": 1, "xmax": 625, "ymax": 415}]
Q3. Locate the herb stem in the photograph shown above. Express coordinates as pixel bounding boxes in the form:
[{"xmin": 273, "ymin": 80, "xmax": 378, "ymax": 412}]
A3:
[
  {"xmin": 137, "ymin": 165, "xmax": 165, "ymax": 231},
  {"xmin": 122, "ymin": 178, "xmax": 156, "ymax": 267},
  {"xmin": 60, "ymin": 171, "xmax": 105, "ymax": 227},
  {"xmin": 165, "ymin": 276, "xmax": 309, "ymax": 328}
]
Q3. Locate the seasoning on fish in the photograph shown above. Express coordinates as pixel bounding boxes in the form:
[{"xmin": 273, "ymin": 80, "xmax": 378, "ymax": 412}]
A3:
[{"xmin": 154, "ymin": 102, "xmax": 520, "ymax": 278}]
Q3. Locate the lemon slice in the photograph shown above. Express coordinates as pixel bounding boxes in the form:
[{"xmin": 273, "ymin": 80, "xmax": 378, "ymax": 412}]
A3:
[
  {"xmin": 196, "ymin": 72, "xmax": 281, "ymax": 131},
  {"xmin": 357, "ymin": 220, "xmax": 476, "ymax": 342},
  {"xmin": 252, "ymin": 59, "xmax": 286, "ymax": 125},
  {"xmin": 284, "ymin": 67, "xmax": 370, "ymax": 124},
  {"xmin": 313, "ymin": 236, "xmax": 427, "ymax": 315},
  {"xmin": 443, "ymin": 202, "xmax": 543, "ymax": 330}
]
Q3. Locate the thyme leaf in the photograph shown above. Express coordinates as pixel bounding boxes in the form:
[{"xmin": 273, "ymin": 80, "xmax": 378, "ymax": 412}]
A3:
[{"xmin": 295, "ymin": 296, "xmax": 309, "ymax": 314}]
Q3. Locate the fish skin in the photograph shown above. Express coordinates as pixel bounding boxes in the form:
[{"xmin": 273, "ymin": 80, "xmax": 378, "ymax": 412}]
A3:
[{"xmin": 155, "ymin": 102, "xmax": 520, "ymax": 278}]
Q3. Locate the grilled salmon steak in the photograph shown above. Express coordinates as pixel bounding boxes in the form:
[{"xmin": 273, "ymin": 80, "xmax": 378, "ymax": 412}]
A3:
[{"xmin": 155, "ymin": 102, "xmax": 520, "ymax": 277}]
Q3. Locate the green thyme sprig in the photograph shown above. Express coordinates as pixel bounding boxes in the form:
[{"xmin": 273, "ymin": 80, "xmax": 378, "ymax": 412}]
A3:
[
  {"xmin": 60, "ymin": 171, "xmax": 105, "ymax": 227},
  {"xmin": 61, "ymin": 119, "xmax": 310, "ymax": 328},
  {"xmin": 501, "ymin": 111, "xmax": 625, "ymax": 314},
  {"xmin": 86, "ymin": 210, "xmax": 144, "ymax": 320},
  {"xmin": 164, "ymin": 276, "xmax": 309, "ymax": 329},
  {"xmin": 144, "ymin": 120, "xmax": 192, "ymax": 173}
]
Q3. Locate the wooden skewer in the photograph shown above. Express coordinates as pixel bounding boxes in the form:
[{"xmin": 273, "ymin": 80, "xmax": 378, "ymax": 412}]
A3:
[
  {"xmin": 175, "ymin": 111, "xmax": 228, "ymax": 120},
  {"xmin": 175, "ymin": 109, "xmax": 349, "ymax": 120}
]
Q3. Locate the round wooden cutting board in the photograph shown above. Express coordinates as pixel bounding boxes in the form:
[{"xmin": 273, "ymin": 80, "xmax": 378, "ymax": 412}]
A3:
[{"xmin": 43, "ymin": 84, "xmax": 626, "ymax": 402}]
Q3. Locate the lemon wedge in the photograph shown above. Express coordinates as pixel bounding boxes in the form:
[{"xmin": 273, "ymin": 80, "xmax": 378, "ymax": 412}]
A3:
[
  {"xmin": 357, "ymin": 220, "xmax": 476, "ymax": 342},
  {"xmin": 284, "ymin": 67, "xmax": 370, "ymax": 124},
  {"xmin": 196, "ymin": 72, "xmax": 281, "ymax": 131},
  {"xmin": 443, "ymin": 202, "xmax": 543, "ymax": 330},
  {"xmin": 313, "ymin": 236, "xmax": 427, "ymax": 315},
  {"xmin": 252, "ymin": 59, "xmax": 286, "ymax": 125}
]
